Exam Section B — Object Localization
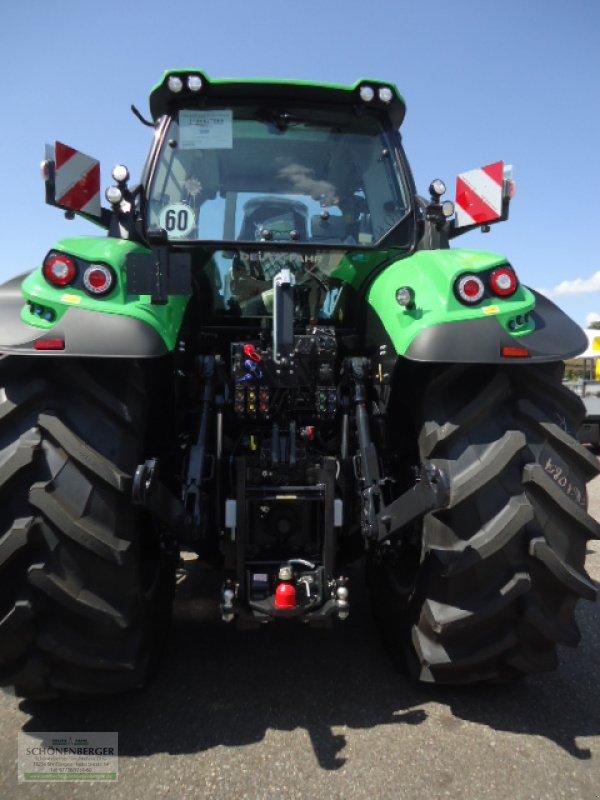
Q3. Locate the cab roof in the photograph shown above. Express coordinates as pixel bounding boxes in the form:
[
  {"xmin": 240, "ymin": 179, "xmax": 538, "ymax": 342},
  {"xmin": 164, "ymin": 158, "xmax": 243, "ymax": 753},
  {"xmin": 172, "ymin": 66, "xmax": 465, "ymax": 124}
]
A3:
[{"xmin": 149, "ymin": 70, "xmax": 406, "ymax": 128}]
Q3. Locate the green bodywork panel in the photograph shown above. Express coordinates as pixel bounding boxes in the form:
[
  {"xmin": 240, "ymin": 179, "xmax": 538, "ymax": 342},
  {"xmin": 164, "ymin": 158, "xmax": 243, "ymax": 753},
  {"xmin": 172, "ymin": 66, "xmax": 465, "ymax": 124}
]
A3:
[
  {"xmin": 20, "ymin": 238, "xmax": 190, "ymax": 352},
  {"xmin": 20, "ymin": 241, "xmax": 535, "ymax": 359},
  {"xmin": 331, "ymin": 249, "xmax": 402, "ymax": 291},
  {"xmin": 367, "ymin": 249, "xmax": 536, "ymax": 356}
]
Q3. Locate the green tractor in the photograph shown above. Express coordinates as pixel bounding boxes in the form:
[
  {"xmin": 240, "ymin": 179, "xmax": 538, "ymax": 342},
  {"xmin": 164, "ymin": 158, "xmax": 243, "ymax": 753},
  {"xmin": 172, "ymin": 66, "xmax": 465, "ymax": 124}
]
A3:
[{"xmin": 1, "ymin": 71, "xmax": 597, "ymax": 697}]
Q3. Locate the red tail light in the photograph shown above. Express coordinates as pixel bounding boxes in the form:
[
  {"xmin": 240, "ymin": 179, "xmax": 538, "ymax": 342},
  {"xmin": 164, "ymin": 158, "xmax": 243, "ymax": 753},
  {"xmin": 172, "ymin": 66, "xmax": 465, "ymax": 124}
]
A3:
[
  {"xmin": 42, "ymin": 253, "xmax": 76, "ymax": 287},
  {"xmin": 455, "ymin": 274, "xmax": 484, "ymax": 304},
  {"xmin": 35, "ymin": 339, "xmax": 65, "ymax": 351},
  {"xmin": 502, "ymin": 346, "xmax": 529, "ymax": 358},
  {"xmin": 83, "ymin": 264, "xmax": 114, "ymax": 296},
  {"xmin": 490, "ymin": 267, "xmax": 518, "ymax": 297}
]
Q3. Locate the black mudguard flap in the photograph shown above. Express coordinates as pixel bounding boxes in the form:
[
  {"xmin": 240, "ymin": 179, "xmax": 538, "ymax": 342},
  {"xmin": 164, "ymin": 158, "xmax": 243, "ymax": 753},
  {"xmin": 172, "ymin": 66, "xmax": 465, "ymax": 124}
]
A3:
[{"xmin": 405, "ymin": 290, "xmax": 586, "ymax": 364}]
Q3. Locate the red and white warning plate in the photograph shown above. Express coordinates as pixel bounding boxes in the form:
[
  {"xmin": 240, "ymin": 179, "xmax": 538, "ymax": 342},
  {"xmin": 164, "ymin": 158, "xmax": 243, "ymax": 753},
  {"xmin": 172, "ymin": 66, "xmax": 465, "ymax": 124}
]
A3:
[
  {"xmin": 455, "ymin": 161, "xmax": 505, "ymax": 229},
  {"xmin": 53, "ymin": 141, "xmax": 101, "ymax": 217}
]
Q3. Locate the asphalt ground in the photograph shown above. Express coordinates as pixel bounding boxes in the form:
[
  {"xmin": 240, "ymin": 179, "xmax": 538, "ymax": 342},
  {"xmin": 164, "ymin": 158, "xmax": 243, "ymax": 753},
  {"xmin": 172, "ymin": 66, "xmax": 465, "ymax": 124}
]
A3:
[{"xmin": 2, "ymin": 475, "xmax": 600, "ymax": 799}]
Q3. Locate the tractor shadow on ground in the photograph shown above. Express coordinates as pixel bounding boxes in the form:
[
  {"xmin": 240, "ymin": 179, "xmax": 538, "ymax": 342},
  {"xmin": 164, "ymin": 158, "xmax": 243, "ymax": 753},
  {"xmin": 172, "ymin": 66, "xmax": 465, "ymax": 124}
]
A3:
[{"xmin": 21, "ymin": 558, "xmax": 600, "ymax": 769}]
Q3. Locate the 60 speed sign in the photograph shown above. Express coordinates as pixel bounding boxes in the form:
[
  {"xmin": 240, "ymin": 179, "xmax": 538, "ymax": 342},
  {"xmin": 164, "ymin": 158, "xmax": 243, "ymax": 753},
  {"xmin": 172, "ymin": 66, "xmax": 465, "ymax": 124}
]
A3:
[{"xmin": 158, "ymin": 203, "xmax": 196, "ymax": 239}]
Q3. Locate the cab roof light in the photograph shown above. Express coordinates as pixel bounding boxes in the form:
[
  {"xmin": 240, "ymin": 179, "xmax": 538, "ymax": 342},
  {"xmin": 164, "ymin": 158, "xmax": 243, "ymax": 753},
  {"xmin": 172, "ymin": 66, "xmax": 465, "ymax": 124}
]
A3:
[
  {"xmin": 378, "ymin": 87, "xmax": 394, "ymax": 104},
  {"xmin": 167, "ymin": 73, "xmax": 203, "ymax": 95},
  {"xmin": 148, "ymin": 73, "xmax": 406, "ymax": 127},
  {"xmin": 168, "ymin": 75, "xmax": 183, "ymax": 93},
  {"xmin": 187, "ymin": 74, "xmax": 203, "ymax": 92}
]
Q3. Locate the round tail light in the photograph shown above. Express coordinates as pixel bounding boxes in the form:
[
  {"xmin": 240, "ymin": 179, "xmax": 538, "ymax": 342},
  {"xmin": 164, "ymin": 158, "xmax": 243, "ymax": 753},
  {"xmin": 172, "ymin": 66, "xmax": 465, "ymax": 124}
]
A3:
[
  {"xmin": 43, "ymin": 253, "xmax": 76, "ymax": 287},
  {"xmin": 456, "ymin": 274, "xmax": 485, "ymax": 304},
  {"xmin": 83, "ymin": 264, "xmax": 114, "ymax": 296},
  {"xmin": 490, "ymin": 267, "xmax": 518, "ymax": 297}
]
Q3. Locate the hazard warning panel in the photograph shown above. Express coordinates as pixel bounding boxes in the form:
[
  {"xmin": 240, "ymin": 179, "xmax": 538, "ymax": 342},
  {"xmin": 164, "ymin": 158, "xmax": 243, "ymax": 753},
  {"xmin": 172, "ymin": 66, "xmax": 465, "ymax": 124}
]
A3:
[
  {"xmin": 454, "ymin": 161, "xmax": 505, "ymax": 229},
  {"xmin": 53, "ymin": 141, "xmax": 101, "ymax": 217}
]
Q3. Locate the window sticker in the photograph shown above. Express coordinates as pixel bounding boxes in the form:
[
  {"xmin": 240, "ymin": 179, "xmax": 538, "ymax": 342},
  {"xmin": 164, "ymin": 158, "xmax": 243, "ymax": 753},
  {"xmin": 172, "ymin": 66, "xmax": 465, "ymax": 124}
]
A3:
[
  {"xmin": 179, "ymin": 110, "xmax": 233, "ymax": 150},
  {"xmin": 159, "ymin": 203, "xmax": 196, "ymax": 239}
]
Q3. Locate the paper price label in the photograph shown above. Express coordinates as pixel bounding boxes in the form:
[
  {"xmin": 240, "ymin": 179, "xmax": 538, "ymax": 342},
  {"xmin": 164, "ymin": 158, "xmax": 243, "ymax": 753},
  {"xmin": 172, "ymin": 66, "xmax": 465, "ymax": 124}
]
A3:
[{"xmin": 179, "ymin": 110, "xmax": 233, "ymax": 150}]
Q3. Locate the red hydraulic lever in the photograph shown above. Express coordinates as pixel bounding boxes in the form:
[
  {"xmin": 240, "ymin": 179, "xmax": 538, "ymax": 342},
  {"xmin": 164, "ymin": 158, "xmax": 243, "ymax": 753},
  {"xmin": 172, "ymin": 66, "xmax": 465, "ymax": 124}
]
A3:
[{"xmin": 243, "ymin": 344, "xmax": 262, "ymax": 363}]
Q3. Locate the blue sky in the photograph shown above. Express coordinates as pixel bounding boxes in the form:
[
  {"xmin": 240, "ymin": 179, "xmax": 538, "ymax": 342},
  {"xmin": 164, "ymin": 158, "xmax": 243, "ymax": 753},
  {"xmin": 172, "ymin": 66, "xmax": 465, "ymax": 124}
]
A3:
[{"xmin": 2, "ymin": 0, "xmax": 599, "ymax": 327}]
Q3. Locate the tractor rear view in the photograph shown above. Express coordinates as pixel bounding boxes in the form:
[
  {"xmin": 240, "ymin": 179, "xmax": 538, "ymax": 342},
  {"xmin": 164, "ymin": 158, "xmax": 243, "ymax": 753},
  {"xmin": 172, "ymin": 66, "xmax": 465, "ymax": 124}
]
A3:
[{"xmin": 0, "ymin": 71, "xmax": 596, "ymax": 697}]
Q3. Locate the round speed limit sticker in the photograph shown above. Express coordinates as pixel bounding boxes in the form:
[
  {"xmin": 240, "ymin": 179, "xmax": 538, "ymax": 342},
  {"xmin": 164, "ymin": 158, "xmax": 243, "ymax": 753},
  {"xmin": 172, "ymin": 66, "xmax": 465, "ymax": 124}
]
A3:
[{"xmin": 159, "ymin": 203, "xmax": 196, "ymax": 239}]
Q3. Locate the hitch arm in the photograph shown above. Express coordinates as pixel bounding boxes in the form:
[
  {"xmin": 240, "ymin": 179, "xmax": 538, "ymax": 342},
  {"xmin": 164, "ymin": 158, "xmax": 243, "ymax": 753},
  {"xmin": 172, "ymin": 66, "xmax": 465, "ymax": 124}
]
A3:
[
  {"xmin": 348, "ymin": 358, "xmax": 384, "ymax": 540},
  {"xmin": 132, "ymin": 458, "xmax": 189, "ymax": 534},
  {"xmin": 182, "ymin": 355, "xmax": 216, "ymax": 533},
  {"xmin": 377, "ymin": 464, "xmax": 449, "ymax": 543},
  {"xmin": 347, "ymin": 358, "xmax": 449, "ymax": 543}
]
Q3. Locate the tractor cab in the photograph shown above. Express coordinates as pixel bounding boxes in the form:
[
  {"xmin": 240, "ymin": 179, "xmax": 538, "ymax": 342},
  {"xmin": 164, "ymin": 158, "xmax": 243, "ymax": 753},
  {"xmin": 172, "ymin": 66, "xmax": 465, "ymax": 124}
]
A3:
[{"xmin": 143, "ymin": 72, "xmax": 413, "ymax": 254}]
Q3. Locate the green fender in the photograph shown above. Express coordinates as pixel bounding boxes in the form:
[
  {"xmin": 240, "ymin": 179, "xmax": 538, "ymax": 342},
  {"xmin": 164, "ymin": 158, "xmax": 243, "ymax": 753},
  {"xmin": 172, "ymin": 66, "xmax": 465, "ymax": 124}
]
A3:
[
  {"xmin": 0, "ymin": 237, "xmax": 190, "ymax": 357},
  {"xmin": 366, "ymin": 249, "xmax": 586, "ymax": 363}
]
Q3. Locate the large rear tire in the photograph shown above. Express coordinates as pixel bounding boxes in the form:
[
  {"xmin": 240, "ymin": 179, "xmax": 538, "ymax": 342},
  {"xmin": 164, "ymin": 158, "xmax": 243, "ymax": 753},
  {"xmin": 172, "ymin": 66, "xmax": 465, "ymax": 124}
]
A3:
[
  {"xmin": 0, "ymin": 358, "xmax": 176, "ymax": 697},
  {"xmin": 369, "ymin": 363, "xmax": 600, "ymax": 684}
]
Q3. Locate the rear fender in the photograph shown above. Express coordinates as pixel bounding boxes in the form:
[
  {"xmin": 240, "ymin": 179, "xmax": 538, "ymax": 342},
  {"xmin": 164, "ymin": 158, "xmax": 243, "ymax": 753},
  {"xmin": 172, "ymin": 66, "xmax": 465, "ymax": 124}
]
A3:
[
  {"xmin": 0, "ymin": 237, "xmax": 190, "ymax": 358},
  {"xmin": 0, "ymin": 273, "xmax": 168, "ymax": 358},
  {"xmin": 366, "ymin": 249, "xmax": 586, "ymax": 363}
]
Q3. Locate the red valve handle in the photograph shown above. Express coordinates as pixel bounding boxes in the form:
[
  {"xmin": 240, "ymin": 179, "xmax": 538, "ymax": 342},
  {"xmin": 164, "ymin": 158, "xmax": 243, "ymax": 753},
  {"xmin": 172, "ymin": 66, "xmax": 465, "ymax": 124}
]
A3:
[{"xmin": 243, "ymin": 344, "xmax": 262, "ymax": 363}]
